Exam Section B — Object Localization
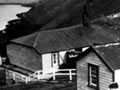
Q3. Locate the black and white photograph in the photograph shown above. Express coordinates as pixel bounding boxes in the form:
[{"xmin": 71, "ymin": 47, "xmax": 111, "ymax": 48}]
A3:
[{"xmin": 0, "ymin": 0, "xmax": 120, "ymax": 90}]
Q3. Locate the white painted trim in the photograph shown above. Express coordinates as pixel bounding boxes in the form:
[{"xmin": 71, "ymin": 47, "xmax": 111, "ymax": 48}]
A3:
[{"xmin": 0, "ymin": 57, "xmax": 2, "ymax": 65}]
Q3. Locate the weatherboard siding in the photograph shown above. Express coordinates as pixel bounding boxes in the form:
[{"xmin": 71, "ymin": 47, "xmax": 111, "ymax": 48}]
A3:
[
  {"xmin": 115, "ymin": 70, "xmax": 120, "ymax": 90},
  {"xmin": 7, "ymin": 43, "xmax": 42, "ymax": 72},
  {"xmin": 77, "ymin": 52, "xmax": 113, "ymax": 90},
  {"xmin": 42, "ymin": 54, "xmax": 52, "ymax": 74},
  {"xmin": 42, "ymin": 51, "xmax": 66, "ymax": 74}
]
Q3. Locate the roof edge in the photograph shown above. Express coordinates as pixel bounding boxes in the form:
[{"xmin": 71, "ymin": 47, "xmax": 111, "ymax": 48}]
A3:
[
  {"xmin": 8, "ymin": 41, "xmax": 44, "ymax": 57},
  {"xmin": 91, "ymin": 46, "xmax": 114, "ymax": 72}
]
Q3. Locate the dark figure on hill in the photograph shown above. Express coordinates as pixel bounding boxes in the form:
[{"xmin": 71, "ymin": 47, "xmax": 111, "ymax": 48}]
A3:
[
  {"xmin": 82, "ymin": 0, "xmax": 95, "ymax": 27},
  {"xmin": 82, "ymin": 5, "xmax": 89, "ymax": 27}
]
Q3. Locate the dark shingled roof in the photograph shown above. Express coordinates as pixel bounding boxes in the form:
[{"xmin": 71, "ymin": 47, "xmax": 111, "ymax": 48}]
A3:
[
  {"xmin": 11, "ymin": 24, "xmax": 120, "ymax": 54},
  {"xmin": 93, "ymin": 44, "xmax": 120, "ymax": 70}
]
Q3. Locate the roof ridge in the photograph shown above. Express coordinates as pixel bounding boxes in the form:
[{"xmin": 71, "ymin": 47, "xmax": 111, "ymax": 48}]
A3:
[
  {"xmin": 32, "ymin": 25, "xmax": 81, "ymax": 47},
  {"xmin": 33, "ymin": 32, "xmax": 40, "ymax": 47},
  {"xmin": 94, "ymin": 42, "xmax": 120, "ymax": 48},
  {"xmin": 39, "ymin": 24, "xmax": 81, "ymax": 33}
]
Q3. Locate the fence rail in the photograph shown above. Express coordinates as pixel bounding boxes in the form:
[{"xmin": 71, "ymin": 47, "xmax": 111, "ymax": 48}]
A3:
[
  {"xmin": 6, "ymin": 69, "xmax": 76, "ymax": 83},
  {"xmin": 6, "ymin": 70, "xmax": 28, "ymax": 83},
  {"xmin": 52, "ymin": 69, "xmax": 76, "ymax": 81}
]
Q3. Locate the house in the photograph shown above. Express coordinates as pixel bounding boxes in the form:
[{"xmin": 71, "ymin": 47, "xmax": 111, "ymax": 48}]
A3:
[
  {"xmin": 5, "ymin": 25, "xmax": 84, "ymax": 76},
  {"xmin": 5, "ymin": 23, "xmax": 120, "ymax": 72},
  {"xmin": 1, "ymin": 23, "xmax": 120, "ymax": 82},
  {"xmin": 77, "ymin": 43, "xmax": 120, "ymax": 90}
]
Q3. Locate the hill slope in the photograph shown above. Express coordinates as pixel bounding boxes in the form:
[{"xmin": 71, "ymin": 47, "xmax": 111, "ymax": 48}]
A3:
[
  {"xmin": 3, "ymin": 0, "xmax": 120, "ymax": 45},
  {"xmin": 19, "ymin": 0, "xmax": 120, "ymax": 30}
]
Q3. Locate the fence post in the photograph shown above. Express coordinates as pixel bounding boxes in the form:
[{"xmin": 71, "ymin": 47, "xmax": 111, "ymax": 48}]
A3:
[
  {"xmin": 6, "ymin": 69, "xmax": 9, "ymax": 79},
  {"xmin": 25, "ymin": 77, "xmax": 28, "ymax": 83},
  {"xmin": 13, "ymin": 72, "xmax": 15, "ymax": 80},
  {"xmin": 27, "ymin": 76, "xmax": 31, "ymax": 82},
  {"xmin": 37, "ymin": 71, "xmax": 40, "ymax": 80},
  {"xmin": 69, "ymin": 69, "xmax": 72, "ymax": 81},
  {"xmin": 53, "ymin": 71, "xmax": 56, "ymax": 80}
]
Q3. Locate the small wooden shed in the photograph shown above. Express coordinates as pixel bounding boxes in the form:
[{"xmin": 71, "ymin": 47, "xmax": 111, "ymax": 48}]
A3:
[{"xmin": 77, "ymin": 43, "xmax": 120, "ymax": 90}]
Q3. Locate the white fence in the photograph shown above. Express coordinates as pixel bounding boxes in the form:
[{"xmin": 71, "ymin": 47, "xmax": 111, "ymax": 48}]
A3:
[
  {"xmin": 28, "ymin": 69, "xmax": 76, "ymax": 81},
  {"xmin": 6, "ymin": 70, "xmax": 29, "ymax": 83},
  {"xmin": 52, "ymin": 69, "xmax": 76, "ymax": 81},
  {"xmin": 6, "ymin": 69, "xmax": 76, "ymax": 83}
]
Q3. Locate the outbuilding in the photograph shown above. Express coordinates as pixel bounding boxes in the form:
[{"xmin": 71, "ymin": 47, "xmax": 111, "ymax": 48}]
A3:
[{"xmin": 77, "ymin": 43, "xmax": 120, "ymax": 90}]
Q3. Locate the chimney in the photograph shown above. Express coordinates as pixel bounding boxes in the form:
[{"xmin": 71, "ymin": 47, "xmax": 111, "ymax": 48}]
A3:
[
  {"xmin": 82, "ymin": 5, "xmax": 89, "ymax": 27},
  {"xmin": 82, "ymin": 0, "xmax": 94, "ymax": 27}
]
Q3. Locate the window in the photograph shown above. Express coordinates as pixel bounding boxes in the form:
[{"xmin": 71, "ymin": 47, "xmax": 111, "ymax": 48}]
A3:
[
  {"xmin": 68, "ymin": 49, "xmax": 79, "ymax": 58},
  {"xmin": 51, "ymin": 52, "xmax": 59, "ymax": 67},
  {"xmin": 88, "ymin": 64, "xmax": 99, "ymax": 88}
]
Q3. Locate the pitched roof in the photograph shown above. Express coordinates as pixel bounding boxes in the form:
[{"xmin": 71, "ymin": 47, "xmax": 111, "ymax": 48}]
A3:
[
  {"xmin": 93, "ymin": 43, "xmax": 120, "ymax": 70},
  {"xmin": 11, "ymin": 24, "xmax": 120, "ymax": 54}
]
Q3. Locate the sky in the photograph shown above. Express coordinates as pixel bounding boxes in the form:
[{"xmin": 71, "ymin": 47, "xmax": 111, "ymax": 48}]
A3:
[{"xmin": 0, "ymin": 5, "xmax": 31, "ymax": 30}]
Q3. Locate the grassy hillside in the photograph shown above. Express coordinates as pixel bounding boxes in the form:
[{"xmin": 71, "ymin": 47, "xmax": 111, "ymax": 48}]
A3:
[
  {"xmin": 20, "ymin": 0, "xmax": 120, "ymax": 30},
  {"xmin": 3, "ymin": 0, "xmax": 120, "ymax": 45}
]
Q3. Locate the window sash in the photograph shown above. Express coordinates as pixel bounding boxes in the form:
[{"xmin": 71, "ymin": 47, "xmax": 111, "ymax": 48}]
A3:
[
  {"xmin": 51, "ymin": 52, "xmax": 59, "ymax": 67},
  {"xmin": 91, "ymin": 76, "xmax": 98, "ymax": 86},
  {"xmin": 88, "ymin": 64, "xmax": 99, "ymax": 87}
]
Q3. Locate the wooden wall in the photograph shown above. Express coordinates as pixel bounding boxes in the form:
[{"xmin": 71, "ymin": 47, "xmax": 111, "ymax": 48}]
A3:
[
  {"xmin": 42, "ymin": 51, "xmax": 66, "ymax": 74},
  {"xmin": 77, "ymin": 51, "xmax": 113, "ymax": 90},
  {"xmin": 7, "ymin": 43, "xmax": 42, "ymax": 72}
]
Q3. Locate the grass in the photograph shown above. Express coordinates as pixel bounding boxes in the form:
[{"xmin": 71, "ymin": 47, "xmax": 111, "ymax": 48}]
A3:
[
  {"xmin": 0, "ymin": 80, "xmax": 76, "ymax": 90},
  {"xmin": 0, "ymin": 73, "xmax": 76, "ymax": 90}
]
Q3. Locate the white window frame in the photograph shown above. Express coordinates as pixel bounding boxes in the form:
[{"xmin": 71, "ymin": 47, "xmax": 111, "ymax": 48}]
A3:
[
  {"xmin": 51, "ymin": 52, "xmax": 59, "ymax": 67},
  {"xmin": 88, "ymin": 63, "xmax": 99, "ymax": 88}
]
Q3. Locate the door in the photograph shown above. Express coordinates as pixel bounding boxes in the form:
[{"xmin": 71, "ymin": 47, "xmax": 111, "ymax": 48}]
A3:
[{"xmin": 51, "ymin": 52, "xmax": 59, "ymax": 68}]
